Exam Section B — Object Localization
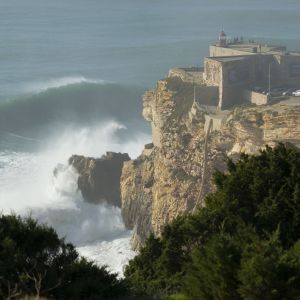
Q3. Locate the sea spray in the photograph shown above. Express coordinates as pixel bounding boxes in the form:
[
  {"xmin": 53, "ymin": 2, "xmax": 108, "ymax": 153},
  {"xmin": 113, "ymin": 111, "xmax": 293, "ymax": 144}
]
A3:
[
  {"xmin": 0, "ymin": 120, "xmax": 147, "ymax": 275},
  {"xmin": 0, "ymin": 78, "xmax": 150, "ymax": 275},
  {"xmin": 0, "ymin": 81, "xmax": 147, "ymax": 142}
]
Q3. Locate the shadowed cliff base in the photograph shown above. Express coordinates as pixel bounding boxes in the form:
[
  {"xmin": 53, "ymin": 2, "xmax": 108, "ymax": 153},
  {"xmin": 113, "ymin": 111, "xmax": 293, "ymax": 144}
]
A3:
[{"xmin": 69, "ymin": 152, "xmax": 130, "ymax": 207}]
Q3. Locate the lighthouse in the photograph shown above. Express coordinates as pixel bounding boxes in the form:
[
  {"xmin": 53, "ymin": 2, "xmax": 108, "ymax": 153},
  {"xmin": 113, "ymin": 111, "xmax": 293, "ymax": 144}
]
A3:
[{"xmin": 218, "ymin": 30, "xmax": 227, "ymax": 47}]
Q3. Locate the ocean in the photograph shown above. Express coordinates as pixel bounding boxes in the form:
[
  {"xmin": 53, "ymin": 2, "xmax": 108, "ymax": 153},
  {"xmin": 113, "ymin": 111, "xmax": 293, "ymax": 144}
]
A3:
[{"xmin": 0, "ymin": 0, "xmax": 300, "ymax": 275}]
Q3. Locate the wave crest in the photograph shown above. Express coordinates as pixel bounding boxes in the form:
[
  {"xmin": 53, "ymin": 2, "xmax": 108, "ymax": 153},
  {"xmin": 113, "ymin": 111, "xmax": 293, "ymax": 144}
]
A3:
[
  {"xmin": 21, "ymin": 76, "xmax": 107, "ymax": 94},
  {"xmin": 0, "ymin": 81, "xmax": 147, "ymax": 146}
]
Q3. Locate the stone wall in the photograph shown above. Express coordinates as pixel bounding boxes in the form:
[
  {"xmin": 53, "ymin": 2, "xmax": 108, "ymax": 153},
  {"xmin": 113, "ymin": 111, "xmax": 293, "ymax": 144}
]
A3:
[
  {"xmin": 274, "ymin": 54, "xmax": 300, "ymax": 87},
  {"xmin": 195, "ymin": 86, "xmax": 219, "ymax": 106},
  {"xmin": 209, "ymin": 45, "xmax": 253, "ymax": 57},
  {"xmin": 243, "ymin": 90, "xmax": 269, "ymax": 105},
  {"xmin": 204, "ymin": 58, "xmax": 222, "ymax": 86},
  {"xmin": 219, "ymin": 87, "xmax": 245, "ymax": 109},
  {"xmin": 205, "ymin": 56, "xmax": 253, "ymax": 109},
  {"xmin": 209, "ymin": 44, "xmax": 286, "ymax": 58},
  {"xmin": 168, "ymin": 67, "xmax": 204, "ymax": 84},
  {"xmin": 204, "ymin": 55, "xmax": 276, "ymax": 109}
]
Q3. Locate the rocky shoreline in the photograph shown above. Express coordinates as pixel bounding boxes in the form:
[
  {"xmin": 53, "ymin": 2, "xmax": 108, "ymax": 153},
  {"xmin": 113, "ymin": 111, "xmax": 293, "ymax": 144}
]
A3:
[{"xmin": 69, "ymin": 71, "xmax": 300, "ymax": 250}]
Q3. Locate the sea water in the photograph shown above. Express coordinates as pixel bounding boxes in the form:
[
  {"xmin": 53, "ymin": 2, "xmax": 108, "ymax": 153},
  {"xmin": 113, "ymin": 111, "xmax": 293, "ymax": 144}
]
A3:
[{"xmin": 0, "ymin": 0, "xmax": 300, "ymax": 275}]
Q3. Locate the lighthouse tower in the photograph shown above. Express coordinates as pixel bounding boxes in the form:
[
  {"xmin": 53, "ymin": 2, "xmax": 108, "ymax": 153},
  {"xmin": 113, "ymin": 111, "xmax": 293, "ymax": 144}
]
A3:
[{"xmin": 218, "ymin": 30, "xmax": 227, "ymax": 47}]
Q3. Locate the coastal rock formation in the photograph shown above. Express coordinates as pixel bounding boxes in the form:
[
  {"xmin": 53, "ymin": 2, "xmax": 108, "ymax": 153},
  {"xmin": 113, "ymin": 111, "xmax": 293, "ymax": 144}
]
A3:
[
  {"xmin": 69, "ymin": 152, "xmax": 130, "ymax": 207},
  {"xmin": 121, "ymin": 74, "xmax": 300, "ymax": 248},
  {"xmin": 121, "ymin": 145, "xmax": 155, "ymax": 249}
]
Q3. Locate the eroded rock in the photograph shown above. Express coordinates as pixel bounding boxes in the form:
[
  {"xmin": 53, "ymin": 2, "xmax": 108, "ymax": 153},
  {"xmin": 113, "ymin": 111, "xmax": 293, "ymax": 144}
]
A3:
[
  {"xmin": 121, "ymin": 75, "xmax": 300, "ymax": 249},
  {"xmin": 69, "ymin": 152, "xmax": 130, "ymax": 207}
]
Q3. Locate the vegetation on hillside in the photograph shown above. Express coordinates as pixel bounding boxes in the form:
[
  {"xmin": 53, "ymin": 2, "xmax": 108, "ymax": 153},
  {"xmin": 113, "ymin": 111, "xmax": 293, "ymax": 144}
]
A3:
[
  {"xmin": 0, "ymin": 214, "xmax": 128, "ymax": 299},
  {"xmin": 1, "ymin": 143, "xmax": 299, "ymax": 299},
  {"xmin": 125, "ymin": 144, "xmax": 300, "ymax": 299}
]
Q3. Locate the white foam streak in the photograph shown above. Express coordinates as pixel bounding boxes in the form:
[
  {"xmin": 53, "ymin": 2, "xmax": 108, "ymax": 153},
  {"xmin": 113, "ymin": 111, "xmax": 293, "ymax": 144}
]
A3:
[{"xmin": 21, "ymin": 76, "xmax": 107, "ymax": 94}]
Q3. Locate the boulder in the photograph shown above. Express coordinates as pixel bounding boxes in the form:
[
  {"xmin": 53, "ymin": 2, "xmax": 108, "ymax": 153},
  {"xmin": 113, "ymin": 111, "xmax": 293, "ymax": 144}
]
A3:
[{"xmin": 69, "ymin": 152, "xmax": 130, "ymax": 207}]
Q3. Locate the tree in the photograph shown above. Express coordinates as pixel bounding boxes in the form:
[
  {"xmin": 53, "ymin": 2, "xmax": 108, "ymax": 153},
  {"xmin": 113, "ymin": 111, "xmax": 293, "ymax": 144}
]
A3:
[
  {"xmin": 184, "ymin": 232, "xmax": 241, "ymax": 300},
  {"xmin": 125, "ymin": 144, "xmax": 300, "ymax": 299},
  {"xmin": 0, "ymin": 214, "xmax": 128, "ymax": 299},
  {"xmin": 124, "ymin": 234, "xmax": 164, "ymax": 296},
  {"xmin": 238, "ymin": 231, "xmax": 300, "ymax": 300}
]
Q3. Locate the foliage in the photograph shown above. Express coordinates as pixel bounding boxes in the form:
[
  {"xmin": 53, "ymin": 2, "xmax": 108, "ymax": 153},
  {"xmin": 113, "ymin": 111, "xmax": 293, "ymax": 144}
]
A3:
[
  {"xmin": 0, "ymin": 214, "xmax": 128, "ymax": 299},
  {"xmin": 161, "ymin": 294, "xmax": 191, "ymax": 300},
  {"xmin": 125, "ymin": 144, "xmax": 300, "ymax": 299}
]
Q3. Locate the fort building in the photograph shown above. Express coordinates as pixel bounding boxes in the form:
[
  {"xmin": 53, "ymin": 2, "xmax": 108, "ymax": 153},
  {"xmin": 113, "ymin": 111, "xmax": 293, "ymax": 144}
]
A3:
[{"xmin": 170, "ymin": 32, "xmax": 300, "ymax": 109}]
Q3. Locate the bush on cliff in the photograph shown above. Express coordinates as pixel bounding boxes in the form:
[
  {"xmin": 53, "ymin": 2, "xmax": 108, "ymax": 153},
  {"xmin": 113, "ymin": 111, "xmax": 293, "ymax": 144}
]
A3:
[
  {"xmin": 0, "ymin": 214, "xmax": 128, "ymax": 299},
  {"xmin": 124, "ymin": 144, "xmax": 300, "ymax": 299}
]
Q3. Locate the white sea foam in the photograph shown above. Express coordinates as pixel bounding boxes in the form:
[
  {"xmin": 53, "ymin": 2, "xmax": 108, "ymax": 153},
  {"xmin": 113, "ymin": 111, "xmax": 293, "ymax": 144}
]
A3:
[
  {"xmin": 20, "ymin": 76, "xmax": 108, "ymax": 94},
  {"xmin": 78, "ymin": 231, "xmax": 136, "ymax": 277},
  {"xmin": 0, "ymin": 120, "xmax": 149, "ymax": 213},
  {"xmin": 0, "ymin": 120, "xmax": 149, "ymax": 274},
  {"xmin": 31, "ymin": 165, "xmax": 128, "ymax": 246}
]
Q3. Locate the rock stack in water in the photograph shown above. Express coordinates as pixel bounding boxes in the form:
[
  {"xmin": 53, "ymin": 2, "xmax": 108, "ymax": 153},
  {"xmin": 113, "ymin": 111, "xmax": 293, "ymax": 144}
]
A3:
[{"xmin": 69, "ymin": 152, "xmax": 130, "ymax": 207}]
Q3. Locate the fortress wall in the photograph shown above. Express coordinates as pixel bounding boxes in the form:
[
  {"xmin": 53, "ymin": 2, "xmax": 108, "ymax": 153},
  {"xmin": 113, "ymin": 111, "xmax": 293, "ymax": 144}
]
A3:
[
  {"xmin": 254, "ymin": 55, "xmax": 277, "ymax": 86},
  {"xmin": 219, "ymin": 86, "xmax": 244, "ymax": 109},
  {"xmin": 205, "ymin": 44, "xmax": 300, "ymax": 110},
  {"xmin": 219, "ymin": 58, "xmax": 253, "ymax": 108},
  {"xmin": 168, "ymin": 68, "xmax": 204, "ymax": 84},
  {"xmin": 209, "ymin": 45, "xmax": 254, "ymax": 57},
  {"xmin": 196, "ymin": 86, "xmax": 219, "ymax": 106},
  {"xmin": 274, "ymin": 55, "xmax": 300, "ymax": 87},
  {"xmin": 204, "ymin": 58, "xmax": 222, "ymax": 86},
  {"xmin": 243, "ymin": 90, "xmax": 268, "ymax": 105}
]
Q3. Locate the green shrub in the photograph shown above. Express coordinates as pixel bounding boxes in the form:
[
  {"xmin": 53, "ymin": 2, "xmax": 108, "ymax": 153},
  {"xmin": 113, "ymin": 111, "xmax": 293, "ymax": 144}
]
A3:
[
  {"xmin": 161, "ymin": 294, "xmax": 190, "ymax": 300},
  {"xmin": 125, "ymin": 144, "xmax": 300, "ymax": 299},
  {"xmin": 0, "ymin": 214, "xmax": 128, "ymax": 299}
]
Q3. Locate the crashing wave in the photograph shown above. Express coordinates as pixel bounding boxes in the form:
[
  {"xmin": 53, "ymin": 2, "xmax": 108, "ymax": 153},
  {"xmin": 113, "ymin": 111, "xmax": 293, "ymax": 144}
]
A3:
[
  {"xmin": 0, "ymin": 81, "xmax": 147, "ymax": 146},
  {"xmin": 21, "ymin": 76, "xmax": 108, "ymax": 94}
]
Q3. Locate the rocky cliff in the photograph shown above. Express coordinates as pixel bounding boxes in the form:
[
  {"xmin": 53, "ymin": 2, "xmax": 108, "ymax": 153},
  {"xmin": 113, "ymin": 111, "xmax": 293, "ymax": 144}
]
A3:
[
  {"xmin": 121, "ymin": 75, "xmax": 300, "ymax": 248},
  {"xmin": 69, "ymin": 152, "xmax": 130, "ymax": 207}
]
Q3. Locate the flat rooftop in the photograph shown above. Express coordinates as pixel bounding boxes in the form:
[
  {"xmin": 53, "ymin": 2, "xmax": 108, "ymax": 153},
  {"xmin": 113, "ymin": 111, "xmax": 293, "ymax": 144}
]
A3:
[
  {"xmin": 227, "ymin": 43, "xmax": 286, "ymax": 53},
  {"xmin": 212, "ymin": 42, "xmax": 290, "ymax": 55}
]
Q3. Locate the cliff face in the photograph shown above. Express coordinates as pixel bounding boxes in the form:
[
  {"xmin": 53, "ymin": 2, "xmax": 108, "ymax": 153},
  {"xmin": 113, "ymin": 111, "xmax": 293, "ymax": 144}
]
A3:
[
  {"xmin": 69, "ymin": 152, "xmax": 130, "ymax": 207},
  {"xmin": 121, "ymin": 75, "xmax": 300, "ymax": 248}
]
